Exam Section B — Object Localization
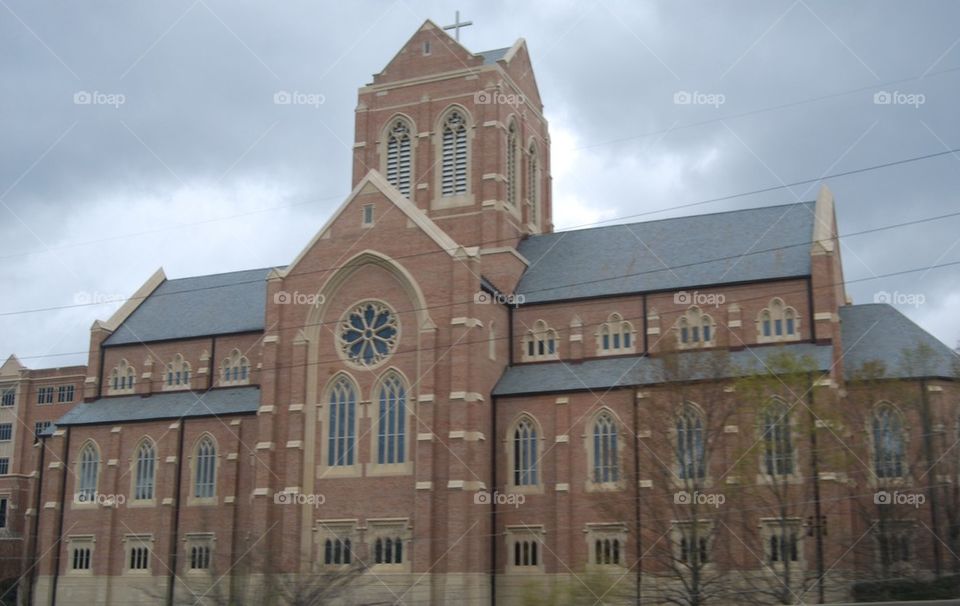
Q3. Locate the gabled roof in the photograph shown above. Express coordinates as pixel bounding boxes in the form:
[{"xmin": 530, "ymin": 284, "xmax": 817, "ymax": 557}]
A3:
[
  {"xmin": 55, "ymin": 386, "xmax": 260, "ymax": 426},
  {"xmin": 103, "ymin": 268, "xmax": 275, "ymax": 346},
  {"xmin": 478, "ymin": 47, "xmax": 511, "ymax": 64},
  {"xmin": 515, "ymin": 202, "xmax": 816, "ymax": 303},
  {"xmin": 278, "ymin": 170, "xmax": 467, "ymax": 278},
  {"xmin": 839, "ymin": 303, "xmax": 958, "ymax": 380},
  {"xmin": 493, "ymin": 343, "xmax": 833, "ymax": 396},
  {"xmin": 0, "ymin": 355, "xmax": 25, "ymax": 377},
  {"xmin": 96, "ymin": 268, "xmax": 165, "ymax": 332}
]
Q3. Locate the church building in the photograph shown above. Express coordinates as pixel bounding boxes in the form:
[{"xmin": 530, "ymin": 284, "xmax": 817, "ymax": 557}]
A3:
[{"xmin": 0, "ymin": 19, "xmax": 957, "ymax": 606}]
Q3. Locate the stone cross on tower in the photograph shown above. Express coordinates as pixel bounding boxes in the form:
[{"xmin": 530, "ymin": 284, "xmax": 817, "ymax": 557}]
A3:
[{"xmin": 442, "ymin": 10, "xmax": 473, "ymax": 41}]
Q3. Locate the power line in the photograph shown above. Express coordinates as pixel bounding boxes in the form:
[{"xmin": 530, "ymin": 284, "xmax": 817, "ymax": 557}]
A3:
[
  {"xmin": 9, "ymin": 256, "xmax": 958, "ymax": 381},
  {"xmin": 4, "ymin": 208, "xmax": 959, "ymax": 365},
  {"xmin": 2, "ymin": 156, "xmax": 959, "ymax": 320},
  {"xmin": 4, "ymin": 63, "xmax": 960, "ymax": 263},
  {"xmin": 574, "ymin": 64, "xmax": 960, "ymax": 152}
]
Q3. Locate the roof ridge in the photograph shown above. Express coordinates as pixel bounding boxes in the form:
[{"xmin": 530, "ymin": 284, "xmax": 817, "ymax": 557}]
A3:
[
  {"xmin": 537, "ymin": 200, "xmax": 816, "ymax": 240},
  {"xmin": 164, "ymin": 265, "xmax": 283, "ymax": 283}
]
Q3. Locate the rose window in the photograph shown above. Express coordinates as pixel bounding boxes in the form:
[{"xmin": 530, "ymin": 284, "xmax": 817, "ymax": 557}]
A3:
[{"xmin": 338, "ymin": 301, "xmax": 399, "ymax": 367}]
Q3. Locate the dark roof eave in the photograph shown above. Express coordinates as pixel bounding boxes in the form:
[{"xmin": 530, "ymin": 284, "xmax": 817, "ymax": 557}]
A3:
[
  {"xmin": 56, "ymin": 407, "xmax": 258, "ymax": 428},
  {"xmin": 102, "ymin": 328, "xmax": 265, "ymax": 348}
]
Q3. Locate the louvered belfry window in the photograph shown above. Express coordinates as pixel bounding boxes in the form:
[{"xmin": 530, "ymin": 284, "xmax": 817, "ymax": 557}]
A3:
[
  {"xmin": 386, "ymin": 120, "xmax": 411, "ymax": 197},
  {"xmin": 441, "ymin": 111, "xmax": 468, "ymax": 196},
  {"xmin": 528, "ymin": 145, "xmax": 539, "ymax": 224},
  {"xmin": 506, "ymin": 122, "xmax": 518, "ymax": 206}
]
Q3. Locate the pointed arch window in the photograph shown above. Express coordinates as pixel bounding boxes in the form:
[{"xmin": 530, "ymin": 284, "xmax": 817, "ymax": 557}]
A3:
[
  {"xmin": 512, "ymin": 417, "xmax": 539, "ymax": 486},
  {"xmin": 676, "ymin": 307, "xmax": 716, "ymax": 348},
  {"xmin": 873, "ymin": 404, "xmax": 905, "ymax": 479},
  {"xmin": 323, "ymin": 538, "xmax": 353, "ymax": 565},
  {"xmin": 109, "ymin": 360, "xmax": 136, "ymax": 394},
  {"xmin": 597, "ymin": 313, "xmax": 635, "ymax": 355},
  {"xmin": 134, "ymin": 439, "xmax": 156, "ymax": 500},
  {"xmin": 676, "ymin": 525, "xmax": 711, "ymax": 565},
  {"xmin": 440, "ymin": 109, "xmax": 468, "ymax": 196},
  {"xmin": 877, "ymin": 525, "xmax": 912, "ymax": 566},
  {"xmin": 385, "ymin": 118, "xmax": 412, "ymax": 197},
  {"xmin": 527, "ymin": 143, "xmax": 540, "ymax": 227},
  {"xmin": 165, "ymin": 354, "xmax": 191, "ymax": 389},
  {"xmin": 513, "ymin": 539, "xmax": 539, "ymax": 567},
  {"xmin": 376, "ymin": 372, "xmax": 406, "ymax": 465},
  {"xmin": 193, "ymin": 437, "xmax": 216, "ymax": 499},
  {"xmin": 328, "ymin": 376, "xmax": 357, "ymax": 467},
  {"xmin": 765, "ymin": 522, "xmax": 800, "ymax": 563},
  {"xmin": 522, "ymin": 320, "xmax": 558, "ymax": 361},
  {"xmin": 373, "ymin": 537, "xmax": 404, "ymax": 564},
  {"xmin": 761, "ymin": 400, "xmax": 794, "ymax": 477},
  {"xmin": 677, "ymin": 405, "xmax": 705, "ymax": 480},
  {"xmin": 77, "ymin": 442, "xmax": 100, "ymax": 503},
  {"xmin": 506, "ymin": 121, "xmax": 519, "ymax": 207},
  {"xmin": 594, "ymin": 538, "xmax": 621, "ymax": 565},
  {"xmin": 757, "ymin": 298, "xmax": 800, "ymax": 342},
  {"xmin": 221, "ymin": 349, "xmax": 250, "ymax": 386},
  {"xmin": 593, "ymin": 412, "xmax": 619, "ymax": 483}
]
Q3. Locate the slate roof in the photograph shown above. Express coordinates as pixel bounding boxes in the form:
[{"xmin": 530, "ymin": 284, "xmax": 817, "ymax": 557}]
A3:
[
  {"xmin": 515, "ymin": 202, "xmax": 816, "ymax": 303},
  {"xmin": 55, "ymin": 386, "xmax": 260, "ymax": 426},
  {"xmin": 839, "ymin": 303, "xmax": 958, "ymax": 380},
  {"xmin": 493, "ymin": 343, "xmax": 833, "ymax": 396},
  {"xmin": 493, "ymin": 305, "xmax": 958, "ymax": 396},
  {"xmin": 478, "ymin": 47, "xmax": 510, "ymax": 64},
  {"xmin": 104, "ymin": 268, "xmax": 275, "ymax": 345}
]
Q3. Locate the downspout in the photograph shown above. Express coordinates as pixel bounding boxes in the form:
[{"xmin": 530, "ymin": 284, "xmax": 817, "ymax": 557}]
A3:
[
  {"xmin": 96, "ymin": 347, "xmax": 106, "ymax": 399},
  {"xmin": 508, "ymin": 303, "xmax": 515, "ymax": 366},
  {"xmin": 493, "ymin": 301, "xmax": 517, "ymax": 606},
  {"xmin": 227, "ymin": 419, "xmax": 241, "ymax": 602},
  {"xmin": 641, "ymin": 295, "xmax": 648, "ymax": 355},
  {"xmin": 806, "ymin": 374, "xmax": 824, "ymax": 603},
  {"xmin": 167, "ymin": 419, "xmax": 186, "ymax": 606},
  {"xmin": 806, "ymin": 277, "xmax": 817, "ymax": 343},
  {"xmin": 49, "ymin": 427, "xmax": 70, "ymax": 606},
  {"xmin": 209, "ymin": 337, "xmax": 216, "ymax": 389},
  {"xmin": 490, "ymin": 394, "xmax": 498, "ymax": 606},
  {"xmin": 919, "ymin": 379, "xmax": 942, "ymax": 576},
  {"xmin": 26, "ymin": 437, "xmax": 46, "ymax": 606},
  {"xmin": 633, "ymin": 386, "xmax": 642, "ymax": 605},
  {"xmin": 637, "ymin": 295, "xmax": 648, "ymax": 602}
]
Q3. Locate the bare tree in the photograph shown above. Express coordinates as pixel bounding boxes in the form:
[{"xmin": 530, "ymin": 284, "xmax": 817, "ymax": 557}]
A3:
[
  {"xmin": 730, "ymin": 350, "xmax": 829, "ymax": 605},
  {"xmin": 638, "ymin": 349, "xmax": 743, "ymax": 606}
]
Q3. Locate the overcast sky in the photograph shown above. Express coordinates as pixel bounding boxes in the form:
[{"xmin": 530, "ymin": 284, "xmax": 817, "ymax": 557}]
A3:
[{"xmin": 1, "ymin": 0, "xmax": 958, "ymax": 368}]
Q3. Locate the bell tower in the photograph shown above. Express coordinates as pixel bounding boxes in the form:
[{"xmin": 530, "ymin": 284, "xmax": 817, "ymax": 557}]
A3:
[{"xmin": 352, "ymin": 20, "xmax": 552, "ymax": 252}]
